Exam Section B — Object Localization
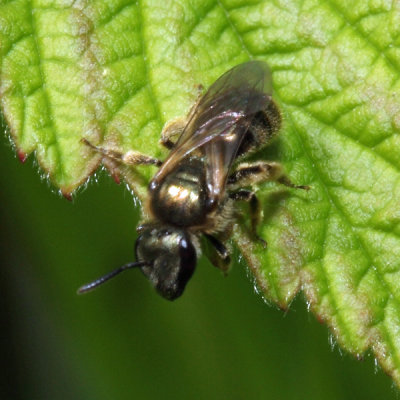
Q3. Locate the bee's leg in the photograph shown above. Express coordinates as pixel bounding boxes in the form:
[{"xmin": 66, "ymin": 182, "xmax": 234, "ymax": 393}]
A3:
[
  {"xmin": 81, "ymin": 139, "xmax": 162, "ymax": 167},
  {"xmin": 229, "ymin": 189, "xmax": 267, "ymax": 247},
  {"xmin": 228, "ymin": 161, "xmax": 309, "ymax": 190},
  {"xmin": 204, "ymin": 233, "xmax": 230, "ymax": 261},
  {"xmin": 160, "ymin": 118, "xmax": 187, "ymax": 149},
  {"xmin": 203, "ymin": 233, "xmax": 231, "ymax": 274},
  {"xmin": 160, "ymin": 85, "xmax": 205, "ymax": 149}
]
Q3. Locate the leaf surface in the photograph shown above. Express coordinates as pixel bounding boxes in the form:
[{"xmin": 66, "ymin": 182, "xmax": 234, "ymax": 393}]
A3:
[{"xmin": 1, "ymin": 0, "xmax": 400, "ymax": 385}]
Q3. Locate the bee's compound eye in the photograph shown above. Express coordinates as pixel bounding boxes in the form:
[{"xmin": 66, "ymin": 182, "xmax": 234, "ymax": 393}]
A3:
[
  {"xmin": 135, "ymin": 226, "xmax": 197, "ymax": 300},
  {"xmin": 177, "ymin": 236, "xmax": 196, "ymax": 288}
]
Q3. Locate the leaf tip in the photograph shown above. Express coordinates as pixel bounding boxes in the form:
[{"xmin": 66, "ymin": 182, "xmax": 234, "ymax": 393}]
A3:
[
  {"xmin": 278, "ymin": 303, "xmax": 289, "ymax": 313},
  {"xmin": 355, "ymin": 353, "xmax": 364, "ymax": 362},
  {"xmin": 112, "ymin": 172, "xmax": 121, "ymax": 185},
  {"xmin": 17, "ymin": 150, "xmax": 27, "ymax": 163},
  {"xmin": 62, "ymin": 190, "xmax": 73, "ymax": 202}
]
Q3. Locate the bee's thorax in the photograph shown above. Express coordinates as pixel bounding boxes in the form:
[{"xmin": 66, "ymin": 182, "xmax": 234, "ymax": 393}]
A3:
[{"xmin": 148, "ymin": 157, "xmax": 213, "ymax": 228}]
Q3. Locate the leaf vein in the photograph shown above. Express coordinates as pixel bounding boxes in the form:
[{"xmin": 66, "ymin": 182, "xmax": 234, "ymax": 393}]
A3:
[
  {"xmin": 28, "ymin": 2, "xmax": 64, "ymax": 180},
  {"xmin": 138, "ymin": 0, "xmax": 163, "ymax": 128},
  {"xmin": 325, "ymin": 0, "xmax": 399, "ymax": 75},
  {"xmin": 294, "ymin": 105, "xmax": 400, "ymax": 176},
  {"xmin": 95, "ymin": 2, "xmax": 136, "ymax": 30},
  {"xmin": 177, "ymin": 1, "xmax": 218, "ymax": 46},
  {"xmin": 216, "ymin": 0, "xmax": 251, "ymax": 58},
  {"xmin": 282, "ymin": 98, "xmax": 395, "ymax": 354}
]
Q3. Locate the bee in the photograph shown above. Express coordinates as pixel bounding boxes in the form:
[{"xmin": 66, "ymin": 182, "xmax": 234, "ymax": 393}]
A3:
[{"xmin": 78, "ymin": 60, "xmax": 308, "ymax": 300}]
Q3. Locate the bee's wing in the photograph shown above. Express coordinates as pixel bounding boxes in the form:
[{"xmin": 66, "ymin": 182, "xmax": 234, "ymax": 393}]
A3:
[
  {"xmin": 175, "ymin": 61, "xmax": 273, "ymax": 148},
  {"xmin": 203, "ymin": 120, "xmax": 250, "ymax": 202},
  {"xmin": 153, "ymin": 61, "xmax": 274, "ymax": 198}
]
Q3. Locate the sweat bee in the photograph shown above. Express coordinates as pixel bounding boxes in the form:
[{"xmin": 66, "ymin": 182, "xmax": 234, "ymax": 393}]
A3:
[{"xmin": 78, "ymin": 60, "xmax": 308, "ymax": 300}]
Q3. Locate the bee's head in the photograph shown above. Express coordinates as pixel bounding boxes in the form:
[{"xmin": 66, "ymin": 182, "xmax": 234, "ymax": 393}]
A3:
[
  {"xmin": 77, "ymin": 224, "xmax": 197, "ymax": 300},
  {"xmin": 135, "ymin": 224, "xmax": 197, "ymax": 300}
]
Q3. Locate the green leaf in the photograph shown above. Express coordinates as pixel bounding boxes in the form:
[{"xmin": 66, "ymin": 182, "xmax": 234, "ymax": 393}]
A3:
[{"xmin": 2, "ymin": 0, "xmax": 400, "ymax": 387}]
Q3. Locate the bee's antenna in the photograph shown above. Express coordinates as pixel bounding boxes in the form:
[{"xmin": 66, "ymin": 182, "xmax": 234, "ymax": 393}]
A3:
[{"xmin": 77, "ymin": 261, "xmax": 148, "ymax": 294}]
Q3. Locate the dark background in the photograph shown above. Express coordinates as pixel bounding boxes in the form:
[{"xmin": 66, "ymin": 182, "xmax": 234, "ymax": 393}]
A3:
[{"xmin": 0, "ymin": 125, "xmax": 397, "ymax": 399}]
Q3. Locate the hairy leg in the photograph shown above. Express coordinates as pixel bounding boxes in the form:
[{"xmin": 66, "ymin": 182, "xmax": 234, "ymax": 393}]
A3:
[
  {"xmin": 228, "ymin": 161, "xmax": 309, "ymax": 190},
  {"xmin": 203, "ymin": 233, "xmax": 231, "ymax": 273},
  {"xmin": 160, "ymin": 118, "xmax": 187, "ymax": 149},
  {"xmin": 81, "ymin": 138, "xmax": 162, "ymax": 167},
  {"xmin": 160, "ymin": 84, "xmax": 205, "ymax": 149},
  {"xmin": 229, "ymin": 189, "xmax": 266, "ymax": 247}
]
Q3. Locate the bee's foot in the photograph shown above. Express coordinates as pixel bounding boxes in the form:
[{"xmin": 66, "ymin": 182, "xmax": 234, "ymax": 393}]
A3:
[
  {"xmin": 256, "ymin": 236, "xmax": 267, "ymax": 249},
  {"xmin": 296, "ymin": 184, "xmax": 310, "ymax": 191}
]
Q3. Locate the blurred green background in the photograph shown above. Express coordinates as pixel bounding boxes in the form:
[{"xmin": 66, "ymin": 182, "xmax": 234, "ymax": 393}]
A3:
[{"xmin": 0, "ymin": 123, "xmax": 397, "ymax": 399}]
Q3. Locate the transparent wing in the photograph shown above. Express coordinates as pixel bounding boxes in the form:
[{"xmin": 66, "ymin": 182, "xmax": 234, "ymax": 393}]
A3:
[{"xmin": 152, "ymin": 61, "xmax": 275, "ymax": 200}]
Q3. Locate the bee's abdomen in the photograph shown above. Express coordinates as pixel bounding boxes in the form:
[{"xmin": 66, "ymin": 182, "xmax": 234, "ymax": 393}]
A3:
[
  {"xmin": 236, "ymin": 101, "xmax": 282, "ymax": 158},
  {"xmin": 149, "ymin": 158, "xmax": 209, "ymax": 227}
]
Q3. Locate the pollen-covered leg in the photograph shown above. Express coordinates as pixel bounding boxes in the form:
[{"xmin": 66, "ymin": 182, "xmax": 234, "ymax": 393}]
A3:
[
  {"xmin": 229, "ymin": 189, "xmax": 266, "ymax": 248},
  {"xmin": 121, "ymin": 151, "xmax": 162, "ymax": 167},
  {"xmin": 228, "ymin": 161, "xmax": 309, "ymax": 190},
  {"xmin": 81, "ymin": 138, "xmax": 162, "ymax": 167}
]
